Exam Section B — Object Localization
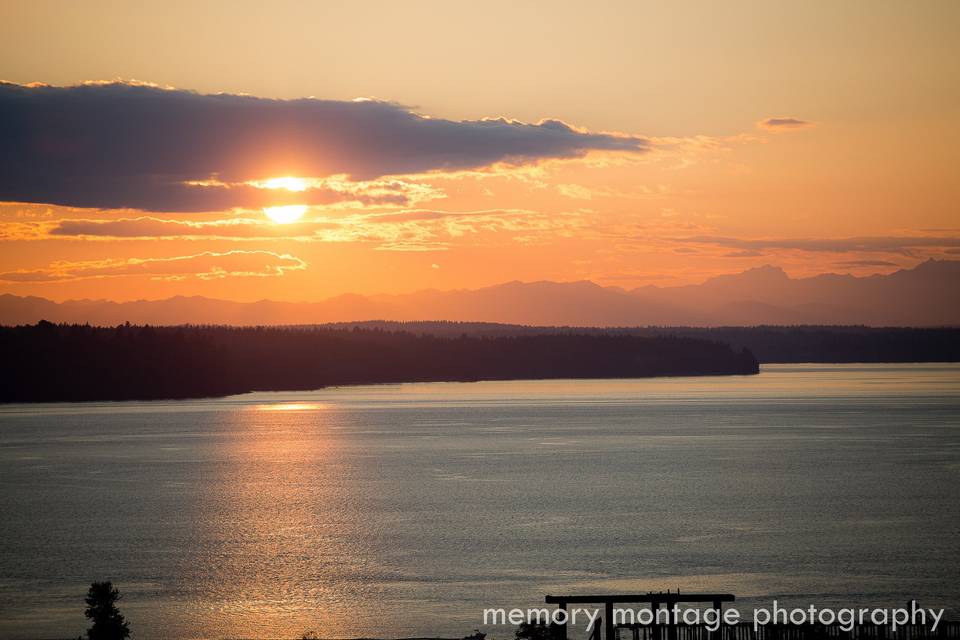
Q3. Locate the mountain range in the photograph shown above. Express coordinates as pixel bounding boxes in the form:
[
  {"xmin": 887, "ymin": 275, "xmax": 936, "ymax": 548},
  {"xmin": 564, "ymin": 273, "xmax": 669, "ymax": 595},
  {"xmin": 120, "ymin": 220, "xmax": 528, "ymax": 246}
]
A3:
[{"xmin": 1, "ymin": 259, "xmax": 958, "ymax": 327}]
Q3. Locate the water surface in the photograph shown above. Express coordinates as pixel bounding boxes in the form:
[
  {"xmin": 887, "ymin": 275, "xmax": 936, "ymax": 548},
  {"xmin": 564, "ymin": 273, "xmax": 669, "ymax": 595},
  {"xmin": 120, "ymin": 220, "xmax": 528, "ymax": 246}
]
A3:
[{"xmin": 1, "ymin": 364, "xmax": 958, "ymax": 639}]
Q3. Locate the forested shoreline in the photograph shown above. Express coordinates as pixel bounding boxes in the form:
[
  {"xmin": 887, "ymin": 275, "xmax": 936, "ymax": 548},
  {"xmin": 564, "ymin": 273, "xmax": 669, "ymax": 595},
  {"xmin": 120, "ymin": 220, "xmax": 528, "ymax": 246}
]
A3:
[
  {"xmin": 0, "ymin": 322, "xmax": 759, "ymax": 402},
  {"xmin": 323, "ymin": 322, "xmax": 960, "ymax": 363}
]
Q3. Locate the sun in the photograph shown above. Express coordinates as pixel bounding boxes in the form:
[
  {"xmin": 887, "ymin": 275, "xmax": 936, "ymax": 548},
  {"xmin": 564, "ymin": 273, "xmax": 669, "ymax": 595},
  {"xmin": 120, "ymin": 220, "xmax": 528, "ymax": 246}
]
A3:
[
  {"xmin": 259, "ymin": 176, "xmax": 309, "ymax": 223},
  {"xmin": 264, "ymin": 204, "xmax": 307, "ymax": 224}
]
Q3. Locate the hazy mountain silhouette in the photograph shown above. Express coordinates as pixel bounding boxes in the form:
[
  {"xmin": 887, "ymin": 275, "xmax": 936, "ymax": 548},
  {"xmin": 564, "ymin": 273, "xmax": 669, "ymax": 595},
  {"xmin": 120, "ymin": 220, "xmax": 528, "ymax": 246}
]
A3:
[
  {"xmin": 1, "ymin": 260, "xmax": 957, "ymax": 327},
  {"xmin": 631, "ymin": 260, "xmax": 960, "ymax": 325}
]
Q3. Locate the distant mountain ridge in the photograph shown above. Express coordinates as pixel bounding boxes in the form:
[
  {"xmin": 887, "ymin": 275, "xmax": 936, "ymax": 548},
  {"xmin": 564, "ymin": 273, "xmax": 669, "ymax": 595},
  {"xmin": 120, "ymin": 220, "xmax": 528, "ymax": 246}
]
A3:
[{"xmin": 1, "ymin": 259, "xmax": 958, "ymax": 327}]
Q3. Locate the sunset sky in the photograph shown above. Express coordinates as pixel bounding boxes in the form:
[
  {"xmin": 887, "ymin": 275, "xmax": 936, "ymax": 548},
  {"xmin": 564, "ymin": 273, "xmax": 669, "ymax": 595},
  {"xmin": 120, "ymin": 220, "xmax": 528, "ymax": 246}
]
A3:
[{"xmin": 1, "ymin": 0, "xmax": 958, "ymax": 302}]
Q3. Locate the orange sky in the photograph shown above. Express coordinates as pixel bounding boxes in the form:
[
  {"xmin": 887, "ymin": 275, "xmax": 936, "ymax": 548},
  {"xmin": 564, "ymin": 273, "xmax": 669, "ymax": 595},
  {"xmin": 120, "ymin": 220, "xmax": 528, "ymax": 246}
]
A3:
[{"xmin": 0, "ymin": 0, "xmax": 958, "ymax": 302}]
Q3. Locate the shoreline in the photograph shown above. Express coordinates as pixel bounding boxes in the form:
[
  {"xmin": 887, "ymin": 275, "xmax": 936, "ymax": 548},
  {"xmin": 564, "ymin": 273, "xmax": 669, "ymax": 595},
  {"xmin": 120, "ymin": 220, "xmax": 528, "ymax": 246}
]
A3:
[
  {"xmin": 5, "ymin": 362, "xmax": 960, "ymax": 406},
  {"xmin": 0, "ymin": 368, "xmax": 760, "ymax": 405}
]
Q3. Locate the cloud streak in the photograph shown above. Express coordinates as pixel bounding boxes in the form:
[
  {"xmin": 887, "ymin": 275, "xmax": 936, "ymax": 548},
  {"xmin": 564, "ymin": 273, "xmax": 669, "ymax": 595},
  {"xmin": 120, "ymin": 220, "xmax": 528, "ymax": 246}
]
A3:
[
  {"xmin": 5, "ymin": 207, "xmax": 569, "ymax": 252},
  {"xmin": 0, "ymin": 250, "xmax": 306, "ymax": 282},
  {"xmin": 46, "ymin": 216, "xmax": 308, "ymax": 239},
  {"xmin": 834, "ymin": 259, "xmax": 900, "ymax": 268},
  {"xmin": 0, "ymin": 81, "xmax": 649, "ymax": 212},
  {"xmin": 757, "ymin": 117, "xmax": 815, "ymax": 131},
  {"xmin": 679, "ymin": 235, "xmax": 960, "ymax": 256}
]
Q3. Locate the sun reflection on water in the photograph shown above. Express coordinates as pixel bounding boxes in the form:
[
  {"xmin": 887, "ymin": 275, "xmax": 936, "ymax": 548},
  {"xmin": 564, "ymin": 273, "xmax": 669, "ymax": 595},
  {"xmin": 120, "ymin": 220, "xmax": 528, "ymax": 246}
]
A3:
[
  {"xmin": 253, "ymin": 402, "xmax": 329, "ymax": 412},
  {"xmin": 186, "ymin": 400, "xmax": 390, "ymax": 639}
]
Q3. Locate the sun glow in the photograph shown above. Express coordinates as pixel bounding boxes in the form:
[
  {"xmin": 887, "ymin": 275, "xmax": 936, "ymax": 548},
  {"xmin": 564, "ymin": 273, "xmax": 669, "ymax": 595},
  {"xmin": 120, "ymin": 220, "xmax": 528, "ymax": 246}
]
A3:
[
  {"xmin": 263, "ymin": 204, "xmax": 308, "ymax": 224},
  {"xmin": 262, "ymin": 176, "xmax": 309, "ymax": 192},
  {"xmin": 259, "ymin": 177, "xmax": 310, "ymax": 223}
]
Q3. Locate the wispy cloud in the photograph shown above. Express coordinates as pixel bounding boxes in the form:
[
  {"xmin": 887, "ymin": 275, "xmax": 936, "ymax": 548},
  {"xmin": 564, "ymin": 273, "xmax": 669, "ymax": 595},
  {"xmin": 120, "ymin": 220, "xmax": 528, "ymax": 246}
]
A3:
[
  {"xmin": 46, "ymin": 216, "xmax": 304, "ymax": 239},
  {"xmin": 8, "ymin": 208, "xmax": 575, "ymax": 252},
  {"xmin": 757, "ymin": 117, "xmax": 815, "ymax": 131},
  {"xmin": 0, "ymin": 81, "xmax": 649, "ymax": 212},
  {"xmin": 678, "ymin": 235, "xmax": 960, "ymax": 256},
  {"xmin": 834, "ymin": 259, "xmax": 900, "ymax": 268},
  {"xmin": 723, "ymin": 250, "xmax": 765, "ymax": 258},
  {"xmin": 0, "ymin": 250, "xmax": 306, "ymax": 282}
]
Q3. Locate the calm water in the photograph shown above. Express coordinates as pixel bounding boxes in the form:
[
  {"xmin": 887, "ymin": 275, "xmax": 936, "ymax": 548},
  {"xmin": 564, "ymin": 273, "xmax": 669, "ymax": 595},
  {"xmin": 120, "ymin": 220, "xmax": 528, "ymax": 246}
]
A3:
[{"xmin": 1, "ymin": 364, "xmax": 958, "ymax": 639}]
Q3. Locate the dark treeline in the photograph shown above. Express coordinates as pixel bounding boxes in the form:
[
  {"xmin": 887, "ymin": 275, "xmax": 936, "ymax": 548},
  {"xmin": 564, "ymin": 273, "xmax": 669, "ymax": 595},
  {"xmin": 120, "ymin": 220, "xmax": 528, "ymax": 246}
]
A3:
[
  {"xmin": 0, "ymin": 321, "xmax": 759, "ymax": 402},
  {"xmin": 642, "ymin": 326, "xmax": 960, "ymax": 363},
  {"xmin": 322, "ymin": 321, "xmax": 960, "ymax": 363}
]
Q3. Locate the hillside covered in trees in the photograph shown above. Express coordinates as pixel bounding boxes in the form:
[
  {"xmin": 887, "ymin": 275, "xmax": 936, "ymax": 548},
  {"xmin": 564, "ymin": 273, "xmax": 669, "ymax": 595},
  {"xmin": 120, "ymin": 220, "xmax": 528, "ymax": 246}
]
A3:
[
  {"xmin": 0, "ymin": 322, "xmax": 759, "ymax": 402},
  {"xmin": 321, "ymin": 322, "xmax": 960, "ymax": 363}
]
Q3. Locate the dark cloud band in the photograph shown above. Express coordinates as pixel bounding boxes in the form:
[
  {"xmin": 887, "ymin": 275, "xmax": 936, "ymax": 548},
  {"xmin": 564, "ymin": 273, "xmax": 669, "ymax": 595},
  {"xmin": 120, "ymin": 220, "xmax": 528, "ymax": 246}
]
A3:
[{"xmin": 0, "ymin": 81, "xmax": 649, "ymax": 212}]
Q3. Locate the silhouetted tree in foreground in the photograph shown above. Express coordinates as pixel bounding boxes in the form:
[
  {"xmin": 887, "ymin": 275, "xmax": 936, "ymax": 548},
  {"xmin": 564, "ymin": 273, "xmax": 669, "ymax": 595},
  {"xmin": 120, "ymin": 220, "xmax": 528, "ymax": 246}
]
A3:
[
  {"xmin": 516, "ymin": 621, "xmax": 553, "ymax": 640},
  {"xmin": 83, "ymin": 582, "xmax": 129, "ymax": 640}
]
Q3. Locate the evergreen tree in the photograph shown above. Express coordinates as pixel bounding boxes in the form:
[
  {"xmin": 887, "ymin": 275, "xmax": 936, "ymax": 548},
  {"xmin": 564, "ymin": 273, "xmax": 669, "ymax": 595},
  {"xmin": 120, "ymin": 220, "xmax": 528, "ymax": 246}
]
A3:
[
  {"xmin": 84, "ymin": 582, "xmax": 130, "ymax": 640},
  {"xmin": 515, "ymin": 621, "xmax": 552, "ymax": 640}
]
